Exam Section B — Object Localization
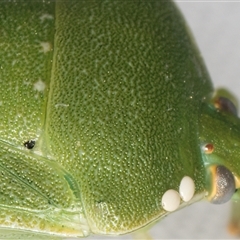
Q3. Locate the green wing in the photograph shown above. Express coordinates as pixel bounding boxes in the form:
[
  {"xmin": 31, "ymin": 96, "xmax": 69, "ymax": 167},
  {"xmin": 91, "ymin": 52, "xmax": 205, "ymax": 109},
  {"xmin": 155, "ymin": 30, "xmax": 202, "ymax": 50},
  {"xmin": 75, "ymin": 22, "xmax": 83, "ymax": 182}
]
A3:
[{"xmin": 0, "ymin": 2, "xmax": 87, "ymax": 238}]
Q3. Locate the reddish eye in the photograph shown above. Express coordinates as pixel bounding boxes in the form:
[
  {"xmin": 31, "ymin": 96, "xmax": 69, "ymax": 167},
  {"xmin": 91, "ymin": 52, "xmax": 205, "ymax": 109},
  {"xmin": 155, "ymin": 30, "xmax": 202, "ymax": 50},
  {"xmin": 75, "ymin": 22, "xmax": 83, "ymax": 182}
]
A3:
[{"xmin": 204, "ymin": 143, "xmax": 214, "ymax": 154}]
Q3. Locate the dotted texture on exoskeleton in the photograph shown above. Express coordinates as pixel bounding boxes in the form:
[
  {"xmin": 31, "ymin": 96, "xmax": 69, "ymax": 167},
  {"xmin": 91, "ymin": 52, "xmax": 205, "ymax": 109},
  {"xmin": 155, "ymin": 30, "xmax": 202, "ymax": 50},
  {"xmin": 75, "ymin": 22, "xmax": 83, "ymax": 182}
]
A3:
[{"xmin": 1, "ymin": 0, "xmax": 233, "ymax": 239}]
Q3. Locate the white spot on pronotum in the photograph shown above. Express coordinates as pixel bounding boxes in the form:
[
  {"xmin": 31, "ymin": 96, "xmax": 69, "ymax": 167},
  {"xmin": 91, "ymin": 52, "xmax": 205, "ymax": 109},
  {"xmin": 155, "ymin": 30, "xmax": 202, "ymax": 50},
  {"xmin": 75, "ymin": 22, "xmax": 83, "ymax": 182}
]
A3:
[
  {"xmin": 40, "ymin": 14, "xmax": 54, "ymax": 22},
  {"xmin": 179, "ymin": 176, "xmax": 195, "ymax": 202},
  {"xmin": 162, "ymin": 189, "xmax": 180, "ymax": 212},
  {"xmin": 40, "ymin": 42, "xmax": 51, "ymax": 53},
  {"xmin": 33, "ymin": 79, "xmax": 45, "ymax": 92}
]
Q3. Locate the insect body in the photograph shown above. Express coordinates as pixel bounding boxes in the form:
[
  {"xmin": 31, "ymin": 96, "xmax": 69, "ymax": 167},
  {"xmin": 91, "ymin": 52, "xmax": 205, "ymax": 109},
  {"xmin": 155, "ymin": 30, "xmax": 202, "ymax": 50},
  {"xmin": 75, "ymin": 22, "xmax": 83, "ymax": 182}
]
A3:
[{"xmin": 0, "ymin": 0, "xmax": 239, "ymax": 239}]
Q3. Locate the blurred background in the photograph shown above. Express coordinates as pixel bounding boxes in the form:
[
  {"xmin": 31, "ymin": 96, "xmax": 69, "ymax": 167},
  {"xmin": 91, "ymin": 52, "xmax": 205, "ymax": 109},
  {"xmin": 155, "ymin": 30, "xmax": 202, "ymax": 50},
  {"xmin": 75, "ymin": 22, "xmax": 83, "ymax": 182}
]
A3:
[{"xmin": 88, "ymin": 1, "xmax": 240, "ymax": 239}]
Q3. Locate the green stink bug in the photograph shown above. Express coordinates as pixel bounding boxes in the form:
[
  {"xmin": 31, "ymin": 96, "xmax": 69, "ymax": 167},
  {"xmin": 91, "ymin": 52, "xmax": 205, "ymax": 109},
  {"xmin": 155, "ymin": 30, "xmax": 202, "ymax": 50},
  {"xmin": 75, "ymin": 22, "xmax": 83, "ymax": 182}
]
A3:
[{"xmin": 0, "ymin": 1, "xmax": 240, "ymax": 239}]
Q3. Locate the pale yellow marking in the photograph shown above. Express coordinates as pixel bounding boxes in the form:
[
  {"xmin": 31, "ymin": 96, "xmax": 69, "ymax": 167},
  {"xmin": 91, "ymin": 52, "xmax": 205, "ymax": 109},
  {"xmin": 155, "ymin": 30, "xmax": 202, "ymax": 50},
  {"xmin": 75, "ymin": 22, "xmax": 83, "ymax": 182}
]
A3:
[
  {"xmin": 206, "ymin": 165, "xmax": 218, "ymax": 201},
  {"xmin": 234, "ymin": 174, "xmax": 240, "ymax": 189},
  {"xmin": 40, "ymin": 42, "xmax": 52, "ymax": 53},
  {"xmin": 55, "ymin": 103, "xmax": 69, "ymax": 108},
  {"xmin": 12, "ymin": 59, "xmax": 17, "ymax": 66},
  {"xmin": 33, "ymin": 79, "xmax": 46, "ymax": 92}
]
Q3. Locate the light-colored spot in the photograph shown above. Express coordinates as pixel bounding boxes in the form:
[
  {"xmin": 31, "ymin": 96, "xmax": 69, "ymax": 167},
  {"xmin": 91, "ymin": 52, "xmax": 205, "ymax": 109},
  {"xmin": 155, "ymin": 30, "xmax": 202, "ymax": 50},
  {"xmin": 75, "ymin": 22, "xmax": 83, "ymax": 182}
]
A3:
[
  {"xmin": 179, "ymin": 176, "xmax": 195, "ymax": 202},
  {"xmin": 40, "ymin": 42, "xmax": 51, "ymax": 53},
  {"xmin": 33, "ymin": 79, "xmax": 45, "ymax": 92},
  {"xmin": 40, "ymin": 14, "xmax": 54, "ymax": 21},
  {"xmin": 128, "ymin": 61, "xmax": 133, "ymax": 68},
  {"xmin": 16, "ymin": 26, "xmax": 22, "ymax": 31},
  {"xmin": 12, "ymin": 59, "xmax": 17, "ymax": 66},
  {"xmin": 55, "ymin": 103, "xmax": 69, "ymax": 108},
  {"xmin": 81, "ymin": 69, "xmax": 88, "ymax": 75},
  {"xmin": 162, "ymin": 189, "xmax": 180, "ymax": 212}
]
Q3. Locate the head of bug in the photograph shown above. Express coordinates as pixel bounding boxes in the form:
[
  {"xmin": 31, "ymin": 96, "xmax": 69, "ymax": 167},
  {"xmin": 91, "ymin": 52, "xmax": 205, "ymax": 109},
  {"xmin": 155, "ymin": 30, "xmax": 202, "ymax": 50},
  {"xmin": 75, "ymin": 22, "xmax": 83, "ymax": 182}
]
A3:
[{"xmin": 199, "ymin": 88, "xmax": 240, "ymax": 204}]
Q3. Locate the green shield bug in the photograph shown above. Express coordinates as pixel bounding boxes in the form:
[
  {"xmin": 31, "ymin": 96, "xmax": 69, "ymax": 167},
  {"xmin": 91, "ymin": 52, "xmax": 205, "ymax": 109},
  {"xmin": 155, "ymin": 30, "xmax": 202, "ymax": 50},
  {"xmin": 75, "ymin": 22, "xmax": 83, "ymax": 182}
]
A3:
[{"xmin": 0, "ymin": 1, "xmax": 239, "ymax": 239}]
